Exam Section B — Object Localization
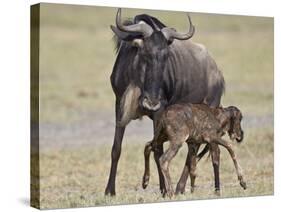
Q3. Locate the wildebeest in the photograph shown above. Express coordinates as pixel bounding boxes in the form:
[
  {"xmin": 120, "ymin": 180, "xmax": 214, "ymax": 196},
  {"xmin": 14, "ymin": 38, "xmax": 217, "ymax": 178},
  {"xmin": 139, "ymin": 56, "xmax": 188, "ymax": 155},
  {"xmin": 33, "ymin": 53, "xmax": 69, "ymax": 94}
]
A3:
[
  {"xmin": 105, "ymin": 8, "xmax": 225, "ymax": 196},
  {"xmin": 142, "ymin": 104, "xmax": 246, "ymax": 197}
]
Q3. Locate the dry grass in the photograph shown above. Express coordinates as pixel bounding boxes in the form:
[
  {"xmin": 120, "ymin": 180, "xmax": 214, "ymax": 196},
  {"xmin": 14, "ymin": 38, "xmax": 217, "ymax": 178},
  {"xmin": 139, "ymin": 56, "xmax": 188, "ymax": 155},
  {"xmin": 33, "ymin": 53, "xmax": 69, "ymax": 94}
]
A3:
[{"xmin": 39, "ymin": 128, "xmax": 273, "ymax": 209}]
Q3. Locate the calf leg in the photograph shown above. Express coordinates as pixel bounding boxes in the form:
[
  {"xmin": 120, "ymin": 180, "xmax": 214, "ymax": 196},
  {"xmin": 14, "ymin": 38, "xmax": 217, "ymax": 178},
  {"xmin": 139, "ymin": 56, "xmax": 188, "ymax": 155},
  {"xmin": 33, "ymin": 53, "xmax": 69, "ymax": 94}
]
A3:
[
  {"xmin": 175, "ymin": 143, "xmax": 199, "ymax": 194},
  {"xmin": 190, "ymin": 144, "xmax": 200, "ymax": 193},
  {"xmin": 215, "ymin": 138, "xmax": 247, "ymax": 190},
  {"xmin": 142, "ymin": 141, "xmax": 153, "ymax": 189},
  {"xmin": 210, "ymin": 143, "xmax": 221, "ymax": 194},
  {"xmin": 154, "ymin": 144, "xmax": 166, "ymax": 194},
  {"xmin": 160, "ymin": 142, "xmax": 182, "ymax": 198},
  {"xmin": 152, "ymin": 110, "xmax": 166, "ymax": 194},
  {"xmin": 175, "ymin": 144, "xmax": 192, "ymax": 194},
  {"xmin": 197, "ymin": 144, "xmax": 210, "ymax": 162}
]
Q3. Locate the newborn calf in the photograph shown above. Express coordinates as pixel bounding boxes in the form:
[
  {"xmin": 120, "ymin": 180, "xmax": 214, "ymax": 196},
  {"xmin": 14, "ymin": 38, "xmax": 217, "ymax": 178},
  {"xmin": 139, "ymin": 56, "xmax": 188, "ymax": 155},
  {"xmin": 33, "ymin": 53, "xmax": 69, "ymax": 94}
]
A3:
[{"xmin": 142, "ymin": 103, "xmax": 246, "ymax": 197}]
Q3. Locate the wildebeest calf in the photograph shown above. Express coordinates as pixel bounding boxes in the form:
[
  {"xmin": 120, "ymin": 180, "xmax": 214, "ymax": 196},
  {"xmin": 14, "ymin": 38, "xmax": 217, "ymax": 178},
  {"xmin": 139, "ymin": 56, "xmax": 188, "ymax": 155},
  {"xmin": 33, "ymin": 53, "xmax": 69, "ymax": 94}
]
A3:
[{"xmin": 142, "ymin": 103, "xmax": 246, "ymax": 197}]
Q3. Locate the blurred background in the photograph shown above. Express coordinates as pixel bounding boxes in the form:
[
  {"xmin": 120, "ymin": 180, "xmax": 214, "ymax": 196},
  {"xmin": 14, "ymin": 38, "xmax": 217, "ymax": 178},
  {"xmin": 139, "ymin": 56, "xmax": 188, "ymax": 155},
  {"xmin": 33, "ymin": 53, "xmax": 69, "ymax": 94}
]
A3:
[{"xmin": 37, "ymin": 3, "xmax": 273, "ymax": 209}]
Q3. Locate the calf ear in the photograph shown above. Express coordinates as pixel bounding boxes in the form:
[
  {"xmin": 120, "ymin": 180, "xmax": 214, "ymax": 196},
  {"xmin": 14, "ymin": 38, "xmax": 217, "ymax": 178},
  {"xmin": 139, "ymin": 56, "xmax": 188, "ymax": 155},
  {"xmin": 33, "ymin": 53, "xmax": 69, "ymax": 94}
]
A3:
[
  {"xmin": 220, "ymin": 116, "xmax": 230, "ymax": 131},
  {"xmin": 217, "ymin": 110, "xmax": 232, "ymax": 132},
  {"xmin": 216, "ymin": 109, "xmax": 227, "ymax": 126}
]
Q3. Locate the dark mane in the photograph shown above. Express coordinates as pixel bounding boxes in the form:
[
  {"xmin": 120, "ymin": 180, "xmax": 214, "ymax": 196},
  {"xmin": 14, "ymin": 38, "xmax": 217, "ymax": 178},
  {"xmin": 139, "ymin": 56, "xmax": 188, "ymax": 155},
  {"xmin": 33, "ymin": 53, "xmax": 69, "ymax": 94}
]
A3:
[
  {"xmin": 112, "ymin": 14, "xmax": 167, "ymax": 54},
  {"xmin": 112, "ymin": 19, "xmax": 134, "ymax": 54},
  {"xmin": 134, "ymin": 14, "xmax": 167, "ymax": 30}
]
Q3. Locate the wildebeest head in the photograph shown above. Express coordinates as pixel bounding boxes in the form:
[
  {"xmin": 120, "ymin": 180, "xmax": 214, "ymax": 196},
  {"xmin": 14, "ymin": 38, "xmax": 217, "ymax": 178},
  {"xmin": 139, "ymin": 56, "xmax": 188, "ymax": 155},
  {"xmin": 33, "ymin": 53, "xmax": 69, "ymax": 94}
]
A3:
[
  {"xmin": 111, "ymin": 9, "xmax": 195, "ymax": 112},
  {"xmin": 225, "ymin": 106, "xmax": 244, "ymax": 142}
]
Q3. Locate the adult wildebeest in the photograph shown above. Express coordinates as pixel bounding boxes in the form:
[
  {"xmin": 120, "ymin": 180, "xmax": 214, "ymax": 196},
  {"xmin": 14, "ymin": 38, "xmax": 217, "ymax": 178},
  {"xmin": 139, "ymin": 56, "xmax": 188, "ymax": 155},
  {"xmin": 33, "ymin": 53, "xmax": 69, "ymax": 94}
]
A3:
[{"xmin": 105, "ymin": 8, "xmax": 225, "ymax": 196}]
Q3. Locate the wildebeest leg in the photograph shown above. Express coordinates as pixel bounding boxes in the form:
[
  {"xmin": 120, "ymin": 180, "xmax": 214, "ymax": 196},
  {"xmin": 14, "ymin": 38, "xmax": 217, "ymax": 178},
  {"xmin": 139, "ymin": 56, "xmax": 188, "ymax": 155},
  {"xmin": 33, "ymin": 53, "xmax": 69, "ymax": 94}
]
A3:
[
  {"xmin": 105, "ymin": 102, "xmax": 126, "ymax": 196},
  {"xmin": 142, "ymin": 141, "xmax": 153, "ymax": 189},
  {"xmin": 160, "ymin": 142, "xmax": 182, "ymax": 198},
  {"xmin": 215, "ymin": 138, "xmax": 247, "ymax": 190},
  {"xmin": 210, "ymin": 143, "xmax": 221, "ymax": 194}
]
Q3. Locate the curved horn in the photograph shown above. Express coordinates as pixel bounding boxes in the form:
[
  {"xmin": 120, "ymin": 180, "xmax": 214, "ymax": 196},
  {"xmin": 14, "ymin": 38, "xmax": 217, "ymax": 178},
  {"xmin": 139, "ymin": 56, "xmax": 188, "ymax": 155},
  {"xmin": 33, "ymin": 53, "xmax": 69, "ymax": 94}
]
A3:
[
  {"xmin": 161, "ymin": 13, "xmax": 195, "ymax": 41},
  {"xmin": 115, "ymin": 8, "xmax": 153, "ymax": 37}
]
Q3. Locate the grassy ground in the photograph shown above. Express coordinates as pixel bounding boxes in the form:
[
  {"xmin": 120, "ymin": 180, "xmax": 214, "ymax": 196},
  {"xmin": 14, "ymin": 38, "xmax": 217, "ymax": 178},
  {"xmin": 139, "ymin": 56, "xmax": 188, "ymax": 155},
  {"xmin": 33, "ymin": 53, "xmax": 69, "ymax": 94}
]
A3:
[
  {"xmin": 36, "ymin": 3, "xmax": 274, "ymax": 209},
  {"xmin": 39, "ymin": 127, "xmax": 273, "ymax": 209}
]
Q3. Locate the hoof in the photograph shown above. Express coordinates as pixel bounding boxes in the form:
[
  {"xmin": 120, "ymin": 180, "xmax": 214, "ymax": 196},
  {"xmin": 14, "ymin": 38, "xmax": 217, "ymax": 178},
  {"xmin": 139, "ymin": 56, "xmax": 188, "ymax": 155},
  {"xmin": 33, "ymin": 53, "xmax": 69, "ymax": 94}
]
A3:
[
  {"xmin": 175, "ymin": 189, "xmax": 184, "ymax": 195},
  {"xmin": 105, "ymin": 189, "xmax": 116, "ymax": 196},
  {"xmin": 167, "ymin": 191, "xmax": 174, "ymax": 198},
  {"xmin": 163, "ymin": 190, "xmax": 174, "ymax": 199},
  {"xmin": 142, "ymin": 175, "xmax": 150, "ymax": 189},
  {"xmin": 214, "ymin": 189, "xmax": 221, "ymax": 196},
  {"xmin": 240, "ymin": 181, "xmax": 247, "ymax": 190},
  {"xmin": 191, "ymin": 187, "xmax": 195, "ymax": 193},
  {"xmin": 160, "ymin": 187, "xmax": 167, "ymax": 195},
  {"xmin": 175, "ymin": 184, "xmax": 185, "ymax": 195}
]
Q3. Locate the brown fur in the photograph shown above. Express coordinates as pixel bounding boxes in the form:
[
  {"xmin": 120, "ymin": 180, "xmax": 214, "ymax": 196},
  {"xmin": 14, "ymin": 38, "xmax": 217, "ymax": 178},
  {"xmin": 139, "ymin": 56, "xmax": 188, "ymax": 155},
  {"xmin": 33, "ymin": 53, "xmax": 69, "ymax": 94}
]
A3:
[{"xmin": 142, "ymin": 103, "xmax": 246, "ymax": 197}]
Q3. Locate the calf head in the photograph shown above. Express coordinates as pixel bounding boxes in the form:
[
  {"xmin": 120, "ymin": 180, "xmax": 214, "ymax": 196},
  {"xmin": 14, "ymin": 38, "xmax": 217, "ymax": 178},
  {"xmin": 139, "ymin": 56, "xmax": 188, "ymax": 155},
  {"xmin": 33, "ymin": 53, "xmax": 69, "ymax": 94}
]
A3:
[
  {"xmin": 215, "ymin": 106, "xmax": 244, "ymax": 142},
  {"xmin": 225, "ymin": 106, "xmax": 244, "ymax": 142}
]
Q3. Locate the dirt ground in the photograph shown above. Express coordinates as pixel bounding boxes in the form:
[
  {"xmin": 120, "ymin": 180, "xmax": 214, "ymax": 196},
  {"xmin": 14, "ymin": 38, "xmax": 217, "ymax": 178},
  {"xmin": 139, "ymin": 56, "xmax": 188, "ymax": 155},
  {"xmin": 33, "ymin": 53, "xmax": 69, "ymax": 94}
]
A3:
[{"xmin": 39, "ymin": 112, "xmax": 273, "ymax": 150}]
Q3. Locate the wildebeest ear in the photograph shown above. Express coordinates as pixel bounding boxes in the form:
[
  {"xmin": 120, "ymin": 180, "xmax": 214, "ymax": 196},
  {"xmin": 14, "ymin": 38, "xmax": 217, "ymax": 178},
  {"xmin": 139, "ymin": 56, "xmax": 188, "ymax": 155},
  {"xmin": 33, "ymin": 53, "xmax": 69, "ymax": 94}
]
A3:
[
  {"xmin": 110, "ymin": 25, "xmax": 143, "ymax": 41},
  {"xmin": 161, "ymin": 28, "xmax": 175, "ymax": 45}
]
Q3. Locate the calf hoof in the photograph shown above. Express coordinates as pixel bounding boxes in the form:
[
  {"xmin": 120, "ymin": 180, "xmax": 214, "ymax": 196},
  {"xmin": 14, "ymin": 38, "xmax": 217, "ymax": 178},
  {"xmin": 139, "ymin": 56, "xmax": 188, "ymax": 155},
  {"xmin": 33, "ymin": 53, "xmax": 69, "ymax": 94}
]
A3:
[
  {"xmin": 160, "ymin": 186, "xmax": 167, "ymax": 195},
  {"xmin": 175, "ymin": 189, "xmax": 184, "ymax": 195},
  {"xmin": 167, "ymin": 190, "xmax": 174, "ymax": 198},
  {"xmin": 240, "ymin": 181, "xmax": 247, "ymax": 190},
  {"xmin": 163, "ymin": 190, "xmax": 174, "ymax": 199},
  {"xmin": 191, "ymin": 187, "xmax": 195, "ymax": 193},
  {"xmin": 175, "ymin": 184, "xmax": 185, "ymax": 195},
  {"xmin": 142, "ymin": 175, "xmax": 150, "ymax": 189}
]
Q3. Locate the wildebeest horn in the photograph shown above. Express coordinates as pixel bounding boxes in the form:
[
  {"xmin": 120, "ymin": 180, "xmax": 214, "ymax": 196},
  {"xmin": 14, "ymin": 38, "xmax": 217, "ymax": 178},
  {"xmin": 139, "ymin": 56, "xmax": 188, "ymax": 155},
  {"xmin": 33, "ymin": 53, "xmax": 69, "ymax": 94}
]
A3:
[
  {"xmin": 115, "ymin": 8, "xmax": 153, "ymax": 37},
  {"xmin": 161, "ymin": 13, "xmax": 195, "ymax": 41}
]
